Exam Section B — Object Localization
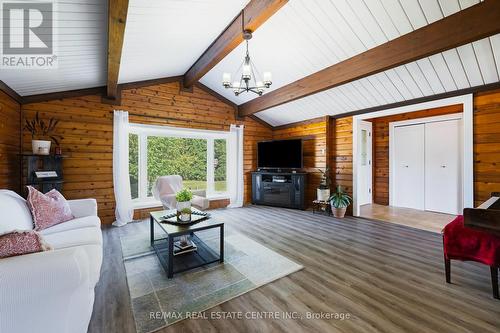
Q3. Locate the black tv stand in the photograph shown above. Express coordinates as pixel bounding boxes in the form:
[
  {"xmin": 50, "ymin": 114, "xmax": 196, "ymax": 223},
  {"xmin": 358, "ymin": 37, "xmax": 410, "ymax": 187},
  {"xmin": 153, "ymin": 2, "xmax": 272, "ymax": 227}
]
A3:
[{"xmin": 251, "ymin": 171, "xmax": 306, "ymax": 210}]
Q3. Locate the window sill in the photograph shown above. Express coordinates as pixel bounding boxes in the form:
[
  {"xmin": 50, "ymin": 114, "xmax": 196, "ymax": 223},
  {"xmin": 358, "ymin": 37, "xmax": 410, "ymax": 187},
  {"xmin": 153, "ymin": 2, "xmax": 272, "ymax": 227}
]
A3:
[
  {"xmin": 132, "ymin": 199, "xmax": 162, "ymax": 209},
  {"xmin": 132, "ymin": 195, "xmax": 229, "ymax": 210}
]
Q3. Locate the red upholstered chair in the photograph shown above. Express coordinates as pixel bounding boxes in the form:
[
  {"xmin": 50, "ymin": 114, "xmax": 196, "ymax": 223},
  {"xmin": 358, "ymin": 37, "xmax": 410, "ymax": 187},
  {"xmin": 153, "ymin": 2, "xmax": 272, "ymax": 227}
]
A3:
[{"xmin": 442, "ymin": 215, "xmax": 500, "ymax": 299}]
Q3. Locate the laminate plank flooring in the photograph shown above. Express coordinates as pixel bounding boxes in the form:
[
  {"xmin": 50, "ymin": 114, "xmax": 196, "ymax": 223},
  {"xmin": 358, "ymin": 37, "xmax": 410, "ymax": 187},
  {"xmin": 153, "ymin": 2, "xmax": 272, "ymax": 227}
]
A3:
[
  {"xmin": 360, "ymin": 203, "xmax": 455, "ymax": 233},
  {"xmin": 88, "ymin": 206, "xmax": 500, "ymax": 333}
]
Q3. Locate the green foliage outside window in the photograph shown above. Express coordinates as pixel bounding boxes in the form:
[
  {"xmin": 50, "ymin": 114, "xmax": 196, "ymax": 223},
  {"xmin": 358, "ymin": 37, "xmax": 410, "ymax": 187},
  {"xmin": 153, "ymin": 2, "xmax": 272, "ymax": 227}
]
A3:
[{"xmin": 129, "ymin": 135, "xmax": 228, "ymax": 198}]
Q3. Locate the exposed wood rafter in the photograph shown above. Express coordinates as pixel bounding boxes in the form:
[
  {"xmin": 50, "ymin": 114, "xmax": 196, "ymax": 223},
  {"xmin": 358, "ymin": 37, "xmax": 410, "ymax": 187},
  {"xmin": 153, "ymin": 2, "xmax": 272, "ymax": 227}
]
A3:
[
  {"xmin": 104, "ymin": 0, "xmax": 129, "ymax": 103},
  {"xmin": 238, "ymin": 0, "xmax": 500, "ymax": 117},
  {"xmin": 0, "ymin": 80, "xmax": 23, "ymax": 104},
  {"xmin": 183, "ymin": 0, "xmax": 288, "ymax": 88}
]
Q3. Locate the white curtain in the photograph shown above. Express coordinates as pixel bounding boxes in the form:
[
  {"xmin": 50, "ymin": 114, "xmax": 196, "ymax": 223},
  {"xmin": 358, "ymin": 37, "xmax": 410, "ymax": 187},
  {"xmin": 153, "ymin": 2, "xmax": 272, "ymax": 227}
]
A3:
[
  {"xmin": 112, "ymin": 111, "xmax": 134, "ymax": 226},
  {"xmin": 228, "ymin": 124, "xmax": 244, "ymax": 208}
]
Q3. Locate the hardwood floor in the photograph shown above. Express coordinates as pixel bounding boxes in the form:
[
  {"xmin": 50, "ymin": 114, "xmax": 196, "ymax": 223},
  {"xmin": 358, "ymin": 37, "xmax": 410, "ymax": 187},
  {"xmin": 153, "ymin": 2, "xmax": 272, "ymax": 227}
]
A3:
[
  {"xmin": 89, "ymin": 205, "xmax": 500, "ymax": 333},
  {"xmin": 360, "ymin": 203, "xmax": 455, "ymax": 233}
]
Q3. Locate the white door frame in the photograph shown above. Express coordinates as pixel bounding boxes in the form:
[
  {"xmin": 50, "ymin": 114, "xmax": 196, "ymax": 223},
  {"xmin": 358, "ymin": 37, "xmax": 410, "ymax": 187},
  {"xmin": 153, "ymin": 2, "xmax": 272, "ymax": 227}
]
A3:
[
  {"xmin": 352, "ymin": 94, "xmax": 473, "ymax": 217},
  {"xmin": 389, "ymin": 113, "xmax": 463, "ymax": 208},
  {"xmin": 358, "ymin": 120, "xmax": 373, "ymax": 206}
]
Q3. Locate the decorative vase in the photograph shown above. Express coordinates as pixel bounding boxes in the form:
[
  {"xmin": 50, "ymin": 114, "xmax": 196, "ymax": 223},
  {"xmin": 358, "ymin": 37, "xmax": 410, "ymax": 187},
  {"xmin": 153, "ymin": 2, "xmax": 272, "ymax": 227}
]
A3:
[
  {"xmin": 331, "ymin": 206, "xmax": 347, "ymax": 218},
  {"xmin": 317, "ymin": 188, "xmax": 330, "ymax": 202},
  {"xmin": 32, "ymin": 140, "xmax": 51, "ymax": 155},
  {"xmin": 176, "ymin": 201, "xmax": 192, "ymax": 222}
]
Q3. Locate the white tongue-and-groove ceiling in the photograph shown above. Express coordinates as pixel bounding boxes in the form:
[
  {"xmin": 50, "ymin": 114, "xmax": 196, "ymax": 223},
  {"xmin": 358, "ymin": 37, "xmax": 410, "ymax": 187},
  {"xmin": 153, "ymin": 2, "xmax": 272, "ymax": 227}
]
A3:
[
  {"xmin": 118, "ymin": 0, "xmax": 249, "ymax": 84},
  {"xmin": 199, "ymin": 0, "xmax": 499, "ymax": 126},
  {"xmin": 0, "ymin": 0, "xmax": 108, "ymax": 96},
  {"xmin": 1, "ymin": 0, "xmax": 498, "ymax": 128}
]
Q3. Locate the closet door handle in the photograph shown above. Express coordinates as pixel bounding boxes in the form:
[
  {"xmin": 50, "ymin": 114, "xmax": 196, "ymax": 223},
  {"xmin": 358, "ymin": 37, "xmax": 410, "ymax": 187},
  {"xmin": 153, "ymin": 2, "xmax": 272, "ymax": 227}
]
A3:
[{"xmin": 441, "ymin": 165, "xmax": 446, "ymax": 168}]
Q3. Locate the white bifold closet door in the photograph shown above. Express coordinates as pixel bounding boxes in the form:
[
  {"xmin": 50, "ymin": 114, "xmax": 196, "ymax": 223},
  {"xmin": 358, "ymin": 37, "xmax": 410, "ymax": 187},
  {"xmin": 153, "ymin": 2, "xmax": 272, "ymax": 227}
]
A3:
[
  {"xmin": 424, "ymin": 120, "xmax": 462, "ymax": 215},
  {"xmin": 393, "ymin": 124, "xmax": 425, "ymax": 210}
]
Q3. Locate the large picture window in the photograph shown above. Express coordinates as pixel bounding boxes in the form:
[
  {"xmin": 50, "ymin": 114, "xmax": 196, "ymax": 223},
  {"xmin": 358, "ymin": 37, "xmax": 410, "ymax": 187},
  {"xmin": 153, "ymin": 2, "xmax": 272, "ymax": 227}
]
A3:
[{"xmin": 128, "ymin": 124, "xmax": 229, "ymax": 206}]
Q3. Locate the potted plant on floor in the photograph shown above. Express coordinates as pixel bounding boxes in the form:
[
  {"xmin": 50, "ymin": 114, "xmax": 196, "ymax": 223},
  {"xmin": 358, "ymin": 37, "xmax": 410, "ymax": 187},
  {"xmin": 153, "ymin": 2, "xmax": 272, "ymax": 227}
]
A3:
[
  {"xmin": 24, "ymin": 112, "xmax": 62, "ymax": 155},
  {"xmin": 176, "ymin": 188, "xmax": 193, "ymax": 222},
  {"xmin": 328, "ymin": 185, "xmax": 352, "ymax": 218},
  {"xmin": 317, "ymin": 167, "xmax": 331, "ymax": 202}
]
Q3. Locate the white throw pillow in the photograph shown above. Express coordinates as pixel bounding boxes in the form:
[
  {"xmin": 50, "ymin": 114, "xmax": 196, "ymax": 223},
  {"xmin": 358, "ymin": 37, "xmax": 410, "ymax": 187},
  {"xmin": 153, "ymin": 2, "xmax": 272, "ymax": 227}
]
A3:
[{"xmin": 0, "ymin": 190, "xmax": 34, "ymax": 233}]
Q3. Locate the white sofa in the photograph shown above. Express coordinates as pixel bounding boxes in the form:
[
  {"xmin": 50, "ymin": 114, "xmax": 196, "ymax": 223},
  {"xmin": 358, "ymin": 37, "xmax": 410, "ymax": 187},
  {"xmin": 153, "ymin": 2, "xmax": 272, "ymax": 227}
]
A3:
[{"xmin": 0, "ymin": 190, "xmax": 103, "ymax": 333}]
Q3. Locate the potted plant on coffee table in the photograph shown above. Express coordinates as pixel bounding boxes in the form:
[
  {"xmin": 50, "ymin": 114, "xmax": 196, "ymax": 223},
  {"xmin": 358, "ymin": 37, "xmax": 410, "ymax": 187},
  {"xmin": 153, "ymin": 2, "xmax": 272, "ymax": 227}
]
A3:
[
  {"xmin": 317, "ymin": 167, "xmax": 331, "ymax": 202},
  {"xmin": 328, "ymin": 185, "xmax": 352, "ymax": 218},
  {"xmin": 176, "ymin": 188, "xmax": 193, "ymax": 222},
  {"xmin": 24, "ymin": 112, "xmax": 62, "ymax": 155}
]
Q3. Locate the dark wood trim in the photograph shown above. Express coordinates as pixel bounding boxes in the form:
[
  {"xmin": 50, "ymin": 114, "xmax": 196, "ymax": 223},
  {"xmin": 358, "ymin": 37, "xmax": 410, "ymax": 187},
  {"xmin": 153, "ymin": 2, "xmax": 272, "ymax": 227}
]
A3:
[
  {"xmin": 194, "ymin": 82, "xmax": 238, "ymax": 109},
  {"xmin": 119, "ymin": 76, "xmax": 183, "ymax": 91},
  {"xmin": 273, "ymin": 116, "xmax": 325, "ymax": 130},
  {"xmin": 249, "ymin": 115, "xmax": 273, "ymax": 129},
  {"xmin": 324, "ymin": 116, "xmax": 334, "ymax": 184},
  {"xmin": 193, "ymin": 82, "xmax": 251, "ymax": 123},
  {"xmin": 332, "ymin": 82, "xmax": 500, "ymax": 119},
  {"xmin": 22, "ymin": 86, "xmax": 106, "ymax": 104},
  {"xmin": 183, "ymin": 0, "xmax": 288, "ymax": 88},
  {"xmin": 238, "ymin": 0, "xmax": 500, "ymax": 117},
  {"xmin": 0, "ymin": 80, "xmax": 22, "ymax": 104},
  {"xmin": 105, "ymin": 0, "xmax": 129, "ymax": 100}
]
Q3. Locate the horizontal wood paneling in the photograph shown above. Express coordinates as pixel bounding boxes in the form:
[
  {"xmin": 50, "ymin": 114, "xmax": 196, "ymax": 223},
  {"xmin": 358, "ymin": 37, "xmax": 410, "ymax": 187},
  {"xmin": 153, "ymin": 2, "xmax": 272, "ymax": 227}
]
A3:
[
  {"xmin": 331, "ymin": 117, "xmax": 353, "ymax": 215},
  {"xmin": 273, "ymin": 120, "xmax": 327, "ymax": 207},
  {"xmin": 0, "ymin": 90, "xmax": 21, "ymax": 192},
  {"xmin": 22, "ymin": 82, "xmax": 272, "ymax": 224},
  {"xmin": 473, "ymin": 89, "xmax": 500, "ymax": 206},
  {"xmin": 368, "ymin": 104, "xmax": 463, "ymax": 205}
]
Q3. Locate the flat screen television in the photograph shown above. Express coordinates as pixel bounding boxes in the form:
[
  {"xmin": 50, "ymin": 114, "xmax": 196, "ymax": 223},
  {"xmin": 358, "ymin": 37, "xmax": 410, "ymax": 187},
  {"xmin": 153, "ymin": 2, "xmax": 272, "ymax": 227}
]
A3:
[{"xmin": 258, "ymin": 139, "xmax": 303, "ymax": 169}]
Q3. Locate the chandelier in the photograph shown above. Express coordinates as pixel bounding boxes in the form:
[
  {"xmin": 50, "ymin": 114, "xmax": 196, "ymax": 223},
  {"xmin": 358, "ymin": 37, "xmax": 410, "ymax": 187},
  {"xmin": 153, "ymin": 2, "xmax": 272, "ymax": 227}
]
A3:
[{"xmin": 222, "ymin": 30, "xmax": 272, "ymax": 96}]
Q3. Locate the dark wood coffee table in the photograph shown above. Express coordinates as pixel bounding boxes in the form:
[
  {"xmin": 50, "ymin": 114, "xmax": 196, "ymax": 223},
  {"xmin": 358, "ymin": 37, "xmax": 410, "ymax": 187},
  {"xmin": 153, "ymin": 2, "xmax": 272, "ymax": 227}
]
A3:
[{"xmin": 150, "ymin": 210, "xmax": 224, "ymax": 278}]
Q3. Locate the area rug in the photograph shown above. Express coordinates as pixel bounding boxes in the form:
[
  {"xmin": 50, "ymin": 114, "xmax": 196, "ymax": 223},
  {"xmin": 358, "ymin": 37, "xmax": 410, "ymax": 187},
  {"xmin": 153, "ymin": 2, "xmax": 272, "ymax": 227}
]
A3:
[{"xmin": 119, "ymin": 221, "xmax": 303, "ymax": 333}]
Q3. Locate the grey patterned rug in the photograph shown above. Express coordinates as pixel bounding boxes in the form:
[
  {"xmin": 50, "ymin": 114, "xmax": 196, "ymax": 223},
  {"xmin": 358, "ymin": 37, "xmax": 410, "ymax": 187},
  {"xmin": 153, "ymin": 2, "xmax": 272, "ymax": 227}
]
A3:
[{"xmin": 119, "ymin": 219, "xmax": 303, "ymax": 333}]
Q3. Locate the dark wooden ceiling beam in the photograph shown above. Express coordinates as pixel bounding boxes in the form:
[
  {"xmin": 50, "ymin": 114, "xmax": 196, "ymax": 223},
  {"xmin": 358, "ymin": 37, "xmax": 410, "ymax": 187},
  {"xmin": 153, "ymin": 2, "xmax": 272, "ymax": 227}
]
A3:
[
  {"xmin": 239, "ymin": 0, "xmax": 500, "ymax": 117},
  {"xmin": 183, "ymin": 0, "xmax": 288, "ymax": 88},
  {"xmin": 0, "ymin": 80, "xmax": 23, "ymax": 104},
  {"xmin": 104, "ymin": 0, "xmax": 129, "ymax": 102}
]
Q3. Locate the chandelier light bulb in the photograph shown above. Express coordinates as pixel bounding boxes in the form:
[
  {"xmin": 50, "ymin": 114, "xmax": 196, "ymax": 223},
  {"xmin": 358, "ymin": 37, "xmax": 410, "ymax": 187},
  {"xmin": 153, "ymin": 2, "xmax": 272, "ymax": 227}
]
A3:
[
  {"xmin": 232, "ymin": 81, "xmax": 241, "ymax": 93},
  {"xmin": 263, "ymin": 72, "xmax": 272, "ymax": 87},
  {"xmin": 222, "ymin": 73, "xmax": 231, "ymax": 87},
  {"xmin": 242, "ymin": 63, "xmax": 251, "ymax": 80}
]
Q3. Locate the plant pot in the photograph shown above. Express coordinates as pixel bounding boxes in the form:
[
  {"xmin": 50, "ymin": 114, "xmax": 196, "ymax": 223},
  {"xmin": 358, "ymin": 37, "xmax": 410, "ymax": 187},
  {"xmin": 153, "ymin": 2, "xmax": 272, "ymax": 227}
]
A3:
[
  {"xmin": 32, "ymin": 140, "xmax": 51, "ymax": 155},
  {"xmin": 176, "ymin": 201, "xmax": 192, "ymax": 222},
  {"xmin": 317, "ymin": 188, "xmax": 330, "ymax": 202},
  {"xmin": 331, "ymin": 206, "xmax": 347, "ymax": 218}
]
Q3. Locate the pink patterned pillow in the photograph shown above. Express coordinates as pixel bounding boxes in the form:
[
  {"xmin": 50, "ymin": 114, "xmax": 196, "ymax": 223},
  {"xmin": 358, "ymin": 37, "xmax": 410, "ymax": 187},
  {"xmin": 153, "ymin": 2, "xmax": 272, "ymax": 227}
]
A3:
[
  {"xmin": 26, "ymin": 186, "xmax": 74, "ymax": 231},
  {"xmin": 0, "ymin": 230, "xmax": 51, "ymax": 259}
]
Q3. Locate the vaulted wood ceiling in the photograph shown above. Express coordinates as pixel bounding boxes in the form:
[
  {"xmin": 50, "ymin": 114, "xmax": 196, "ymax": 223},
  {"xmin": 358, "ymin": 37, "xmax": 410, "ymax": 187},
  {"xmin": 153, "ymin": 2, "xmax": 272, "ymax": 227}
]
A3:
[{"xmin": 1, "ymin": 0, "xmax": 499, "ymax": 127}]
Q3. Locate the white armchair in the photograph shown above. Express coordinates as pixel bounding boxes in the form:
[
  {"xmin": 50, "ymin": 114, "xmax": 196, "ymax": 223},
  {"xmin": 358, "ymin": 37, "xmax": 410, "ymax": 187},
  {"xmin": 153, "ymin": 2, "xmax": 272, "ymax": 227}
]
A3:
[{"xmin": 152, "ymin": 175, "xmax": 210, "ymax": 210}]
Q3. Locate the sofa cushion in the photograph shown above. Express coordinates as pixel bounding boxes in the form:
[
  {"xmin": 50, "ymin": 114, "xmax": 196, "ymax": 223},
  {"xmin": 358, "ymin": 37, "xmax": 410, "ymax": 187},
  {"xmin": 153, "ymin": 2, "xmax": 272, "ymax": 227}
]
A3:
[
  {"xmin": 43, "ymin": 227, "xmax": 102, "ymax": 250},
  {"xmin": 26, "ymin": 187, "xmax": 74, "ymax": 231},
  {"xmin": 0, "ymin": 190, "xmax": 34, "ymax": 233},
  {"xmin": 0, "ymin": 230, "xmax": 51, "ymax": 259},
  {"xmin": 40, "ymin": 216, "xmax": 100, "ymax": 235}
]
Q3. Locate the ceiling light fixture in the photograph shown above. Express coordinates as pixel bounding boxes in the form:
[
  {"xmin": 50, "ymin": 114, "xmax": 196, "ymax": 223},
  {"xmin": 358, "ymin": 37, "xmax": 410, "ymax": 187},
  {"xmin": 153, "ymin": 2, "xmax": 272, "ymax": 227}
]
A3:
[{"xmin": 222, "ymin": 29, "xmax": 272, "ymax": 96}]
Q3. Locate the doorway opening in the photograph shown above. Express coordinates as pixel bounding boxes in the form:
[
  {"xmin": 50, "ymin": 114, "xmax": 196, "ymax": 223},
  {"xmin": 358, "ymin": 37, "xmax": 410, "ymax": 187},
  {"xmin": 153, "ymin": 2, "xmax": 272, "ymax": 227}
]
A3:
[{"xmin": 352, "ymin": 95, "xmax": 474, "ymax": 233}]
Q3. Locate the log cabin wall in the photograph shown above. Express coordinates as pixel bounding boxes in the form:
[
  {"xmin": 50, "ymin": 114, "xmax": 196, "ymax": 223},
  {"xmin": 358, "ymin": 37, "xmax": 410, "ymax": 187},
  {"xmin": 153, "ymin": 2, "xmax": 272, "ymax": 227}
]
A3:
[
  {"xmin": 272, "ymin": 120, "xmax": 327, "ymax": 207},
  {"xmin": 0, "ymin": 90, "xmax": 21, "ymax": 193},
  {"xmin": 366, "ymin": 104, "xmax": 463, "ymax": 206},
  {"xmin": 21, "ymin": 82, "xmax": 272, "ymax": 224},
  {"xmin": 473, "ymin": 89, "xmax": 500, "ymax": 207}
]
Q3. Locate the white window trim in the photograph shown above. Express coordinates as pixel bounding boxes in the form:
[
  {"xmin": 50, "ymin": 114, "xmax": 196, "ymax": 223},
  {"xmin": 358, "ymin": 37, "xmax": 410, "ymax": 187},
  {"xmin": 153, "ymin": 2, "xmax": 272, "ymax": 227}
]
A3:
[{"xmin": 129, "ymin": 123, "xmax": 230, "ymax": 207}]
